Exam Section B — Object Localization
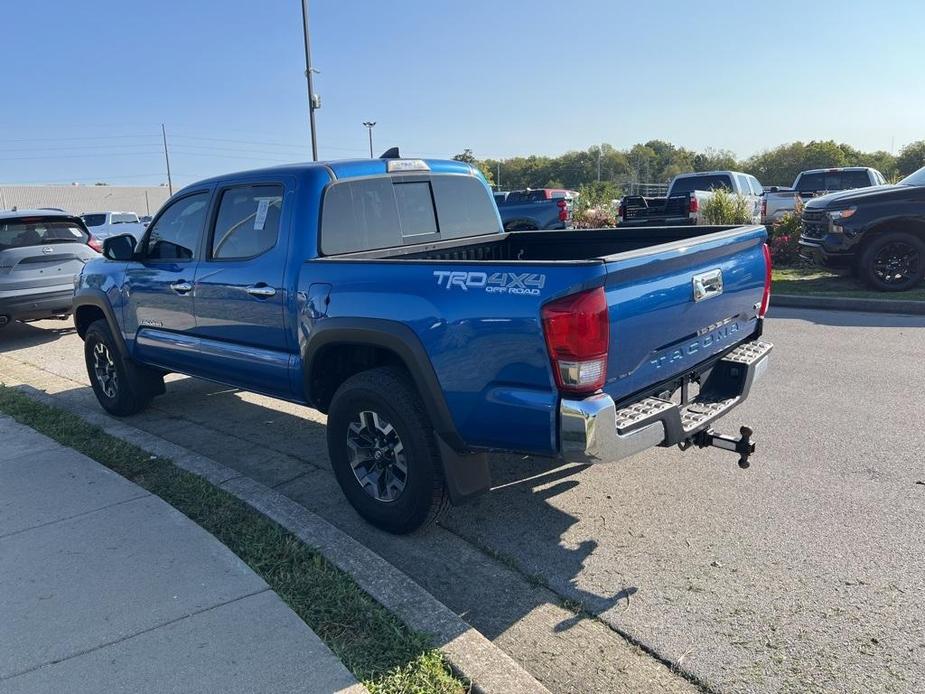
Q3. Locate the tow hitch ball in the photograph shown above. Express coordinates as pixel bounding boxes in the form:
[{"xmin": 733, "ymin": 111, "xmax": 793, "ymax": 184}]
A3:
[{"xmin": 686, "ymin": 426, "xmax": 756, "ymax": 469}]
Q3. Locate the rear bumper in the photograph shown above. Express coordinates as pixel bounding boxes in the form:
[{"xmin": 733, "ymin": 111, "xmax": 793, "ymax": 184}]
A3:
[
  {"xmin": 619, "ymin": 216, "xmax": 695, "ymax": 227},
  {"xmin": 0, "ymin": 286, "xmax": 74, "ymax": 320},
  {"xmin": 559, "ymin": 339, "xmax": 772, "ymax": 464}
]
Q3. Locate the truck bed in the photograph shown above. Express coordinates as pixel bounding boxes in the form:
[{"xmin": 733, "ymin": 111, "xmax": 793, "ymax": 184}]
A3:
[{"xmin": 326, "ymin": 225, "xmax": 755, "ymax": 263}]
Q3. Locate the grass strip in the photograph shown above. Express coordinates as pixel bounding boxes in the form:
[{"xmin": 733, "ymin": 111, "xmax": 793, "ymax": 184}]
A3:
[
  {"xmin": 0, "ymin": 385, "xmax": 466, "ymax": 694},
  {"xmin": 772, "ymin": 267, "xmax": 925, "ymax": 301}
]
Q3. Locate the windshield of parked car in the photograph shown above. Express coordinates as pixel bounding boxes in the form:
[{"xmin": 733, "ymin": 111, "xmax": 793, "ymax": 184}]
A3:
[
  {"xmin": 796, "ymin": 170, "xmax": 872, "ymax": 193},
  {"xmin": 669, "ymin": 175, "xmax": 734, "ymax": 196},
  {"xmin": 111, "ymin": 213, "xmax": 139, "ymax": 224},
  {"xmin": 0, "ymin": 218, "xmax": 89, "ymax": 250},
  {"xmin": 899, "ymin": 166, "xmax": 925, "ymax": 187},
  {"xmin": 82, "ymin": 214, "xmax": 106, "ymax": 227}
]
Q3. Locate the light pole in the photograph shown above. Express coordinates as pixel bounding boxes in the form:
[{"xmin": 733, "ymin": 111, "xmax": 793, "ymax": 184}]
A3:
[
  {"xmin": 362, "ymin": 122, "xmax": 376, "ymax": 158},
  {"xmin": 300, "ymin": 0, "xmax": 319, "ymax": 160},
  {"xmin": 161, "ymin": 123, "xmax": 173, "ymax": 195}
]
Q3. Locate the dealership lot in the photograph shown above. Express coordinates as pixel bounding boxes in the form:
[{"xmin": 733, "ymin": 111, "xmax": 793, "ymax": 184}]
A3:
[{"xmin": 2, "ymin": 306, "xmax": 923, "ymax": 693}]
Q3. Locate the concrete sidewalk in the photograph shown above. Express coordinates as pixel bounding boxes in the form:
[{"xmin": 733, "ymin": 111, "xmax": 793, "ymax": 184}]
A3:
[{"xmin": 0, "ymin": 415, "xmax": 365, "ymax": 694}]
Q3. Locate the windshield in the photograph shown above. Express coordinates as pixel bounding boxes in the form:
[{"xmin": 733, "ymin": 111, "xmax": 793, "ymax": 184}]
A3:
[
  {"xmin": 111, "ymin": 213, "xmax": 139, "ymax": 224},
  {"xmin": 82, "ymin": 214, "xmax": 106, "ymax": 227},
  {"xmin": 899, "ymin": 166, "xmax": 925, "ymax": 187},
  {"xmin": 0, "ymin": 218, "xmax": 89, "ymax": 251},
  {"xmin": 669, "ymin": 174, "xmax": 733, "ymax": 196},
  {"xmin": 796, "ymin": 170, "xmax": 872, "ymax": 193}
]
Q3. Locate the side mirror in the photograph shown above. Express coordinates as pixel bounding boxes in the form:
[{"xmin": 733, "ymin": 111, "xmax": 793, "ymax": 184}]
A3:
[{"xmin": 103, "ymin": 233, "xmax": 136, "ymax": 261}]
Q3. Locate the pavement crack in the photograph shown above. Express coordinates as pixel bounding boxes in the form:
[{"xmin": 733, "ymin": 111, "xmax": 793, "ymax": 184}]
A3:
[
  {"xmin": 0, "ymin": 588, "xmax": 272, "ymax": 682},
  {"xmin": 0, "ymin": 493, "xmax": 151, "ymax": 541}
]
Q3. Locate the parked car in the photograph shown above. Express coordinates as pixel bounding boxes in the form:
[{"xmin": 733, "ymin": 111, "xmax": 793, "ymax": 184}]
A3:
[
  {"xmin": 0, "ymin": 209, "xmax": 98, "ymax": 329},
  {"xmin": 74, "ymin": 157, "xmax": 773, "ymax": 533},
  {"xmin": 139, "ymin": 215, "xmax": 153, "ymax": 226},
  {"xmin": 763, "ymin": 167, "xmax": 886, "ymax": 225},
  {"xmin": 619, "ymin": 171, "xmax": 763, "ymax": 226},
  {"xmin": 496, "ymin": 188, "xmax": 576, "ymax": 230},
  {"xmin": 81, "ymin": 211, "xmax": 146, "ymax": 246},
  {"xmin": 799, "ymin": 165, "xmax": 925, "ymax": 291}
]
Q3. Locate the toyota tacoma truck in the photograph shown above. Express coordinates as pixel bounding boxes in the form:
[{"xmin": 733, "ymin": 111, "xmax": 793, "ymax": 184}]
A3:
[
  {"xmin": 73, "ymin": 155, "xmax": 773, "ymax": 533},
  {"xmin": 619, "ymin": 171, "xmax": 763, "ymax": 227},
  {"xmin": 799, "ymin": 165, "xmax": 925, "ymax": 291}
]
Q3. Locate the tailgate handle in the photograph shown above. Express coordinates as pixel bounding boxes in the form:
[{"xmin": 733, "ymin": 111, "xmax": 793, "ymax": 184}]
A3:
[{"xmin": 692, "ymin": 269, "xmax": 723, "ymax": 302}]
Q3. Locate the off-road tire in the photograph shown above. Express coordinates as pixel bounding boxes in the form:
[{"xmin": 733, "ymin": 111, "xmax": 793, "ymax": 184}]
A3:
[
  {"xmin": 326, "ymin": 366, "xmax": 449, "ymax": 534},
  {"xmin": 859, "ymin": 232, "xmax": 925, "ymax": 292},
  {"xmin": 84, "ymin": 319, "xmax": 161, "ymax": 416}
]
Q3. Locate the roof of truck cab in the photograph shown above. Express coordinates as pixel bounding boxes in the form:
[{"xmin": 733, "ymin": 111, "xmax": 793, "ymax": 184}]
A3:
[
  {"xmin": 798, "ymin": 167, "xmax": 874, "ymax": 174},
  {"xmin": 177, "ymin": 158, "xmax": 477, "ymax": 193}
]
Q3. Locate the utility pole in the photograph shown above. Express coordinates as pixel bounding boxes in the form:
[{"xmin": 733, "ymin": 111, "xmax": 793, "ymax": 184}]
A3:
[
  {"xmin": 497, "ymin": 161, "xmax": 501, "ymax": 189},
  {"xmin": 300, "ymin": 0, "xmax": 319, "ymax": 160},
  {"xmin": 363, "ymin": 121, "xmax": 376, "ymax": 158},
  {"xmin": 597, "ymin": 142, "xmax": 602, "ymax": 182},
  {"xmin": 161, "ymin": 123, "xmax": 173, "ymax": 196}
]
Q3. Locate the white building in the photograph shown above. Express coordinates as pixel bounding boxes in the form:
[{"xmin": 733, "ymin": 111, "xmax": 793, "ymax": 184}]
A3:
[{"xmin": 0, "ymin": 184, "xmax": 172, "ymax": 216}]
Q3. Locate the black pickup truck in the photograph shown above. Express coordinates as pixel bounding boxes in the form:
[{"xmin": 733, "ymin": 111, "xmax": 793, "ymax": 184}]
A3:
[{"xmin": 799, "ymin": 165, "xmax": 925, "ymax": 291}]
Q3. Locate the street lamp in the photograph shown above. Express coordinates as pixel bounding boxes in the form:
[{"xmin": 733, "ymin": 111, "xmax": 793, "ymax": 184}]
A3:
[
  {"xmin": 363, "ymin": 121, "xmax": 376, "ymax": 158},
  {"xmin": 300, "ymin": 0, "xmax": 319, "ymax": 160}
]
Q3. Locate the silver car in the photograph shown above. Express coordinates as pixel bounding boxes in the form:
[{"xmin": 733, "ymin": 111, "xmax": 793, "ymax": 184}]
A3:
[{"xmin": 0, "ymin": 209, "xmax": 99, "ymax": 329}]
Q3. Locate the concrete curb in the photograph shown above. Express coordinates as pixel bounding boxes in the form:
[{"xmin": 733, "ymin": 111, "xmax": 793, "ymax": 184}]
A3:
[
  {"xmin": 773, "ymin": 293, "xmax": 925, "ymax": 315},
  {"xmin": 12, "ymin": 384, "xmax": 549, "ymax": 694}
]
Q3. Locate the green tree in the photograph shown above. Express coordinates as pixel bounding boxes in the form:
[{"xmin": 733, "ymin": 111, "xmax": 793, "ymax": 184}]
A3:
[
  {"xmin": 896, "ymin": 141, "xmax": 925, "ymax": 177},
  {"xmin": 453, "ymin": 149, "xmax": 495, "ymax": 186}
]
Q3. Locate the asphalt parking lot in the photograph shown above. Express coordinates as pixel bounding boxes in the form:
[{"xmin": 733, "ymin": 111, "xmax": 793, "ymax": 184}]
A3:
[{"xmin": 2, "ymin": 307, "xmax": 923, "ymax": 694}]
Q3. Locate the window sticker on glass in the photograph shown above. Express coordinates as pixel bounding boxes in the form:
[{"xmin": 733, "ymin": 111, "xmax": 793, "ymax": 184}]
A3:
[{"xmin": 254, "ymin": 198, "xmax": 270, "ymax": 231}]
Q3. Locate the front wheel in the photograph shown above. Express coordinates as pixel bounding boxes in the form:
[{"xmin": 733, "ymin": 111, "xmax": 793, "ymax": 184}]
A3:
[
  {"xmin": 326, "ymin": 367, "xmax": 449, "ymax": 534},
  {"xmin": 859, "ymin": 232, "xmax": 925, "ymax": 292},
  {"xmin": 84, "ymin": 319, "xmax": 161, "ymax": 416}
]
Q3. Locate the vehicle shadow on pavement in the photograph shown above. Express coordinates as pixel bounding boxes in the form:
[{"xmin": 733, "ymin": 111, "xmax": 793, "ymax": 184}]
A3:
[
  {"xmin": 24, "ymin": 375, "xmax": 639, "ymax": 667},
  {"xmin": 0, "ymin": 321, "xmax": 75, "ymax": 353}
]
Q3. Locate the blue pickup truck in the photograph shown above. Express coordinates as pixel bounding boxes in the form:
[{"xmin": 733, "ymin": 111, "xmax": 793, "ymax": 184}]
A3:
[
  {"xmin": 73, "ymin": 156, "xmax": 773, "ymax": 533},
  {"xmin": 496, "ymin": 188, "xmax": 573, "ymax": 230}
]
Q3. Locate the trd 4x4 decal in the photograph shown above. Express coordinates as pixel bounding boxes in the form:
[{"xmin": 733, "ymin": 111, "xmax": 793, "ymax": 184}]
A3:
[{"xmin": 433, "ymin": 270, "xmax": 546, "ymax": 296}]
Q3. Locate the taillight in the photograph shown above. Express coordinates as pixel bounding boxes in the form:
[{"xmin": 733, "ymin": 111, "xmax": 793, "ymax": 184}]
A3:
[
  {"xmin": 541, "ymin": 287, "xmax": 609, "ymax": 394},
  {"xmin": 557, "ymin": 198, "xmax": 568, "ymax": 222},
  {"xmin": 689, "ymin": 193, "xmax": 699, "ymax": 214},
  {"xmin": 88, "ymin": 235, "xmax": 103, "ymax": 253},
  {"xmin": 759, "ymin": 243, "xmax": 772, "ymax": 317}
]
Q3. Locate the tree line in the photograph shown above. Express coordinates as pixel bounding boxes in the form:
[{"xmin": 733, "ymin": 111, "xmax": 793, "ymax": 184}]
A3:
[{"xmin": 454, "ymin": 139, "xmax": 925, "ymax": 196}]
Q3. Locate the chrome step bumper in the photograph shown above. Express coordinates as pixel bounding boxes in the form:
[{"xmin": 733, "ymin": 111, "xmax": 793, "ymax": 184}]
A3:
[{"xmin": 559, "ymin": 339, "xmax": 772, "ymax": 464}]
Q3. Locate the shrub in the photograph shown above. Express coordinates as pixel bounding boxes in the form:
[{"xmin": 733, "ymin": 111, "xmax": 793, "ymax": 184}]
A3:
[
  {"xmin": 573, "ymin": 206, "xmax": 617, "ymax": 229},
  {"xmin": 767, "ymin": 209, "xmax": 803, "ymax": 266},
  {"xmin": 701, "ymin": 188, "xmax": 753, "ymax": 224}
]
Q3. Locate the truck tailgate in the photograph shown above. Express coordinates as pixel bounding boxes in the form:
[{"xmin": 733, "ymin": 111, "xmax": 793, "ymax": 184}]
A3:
[{"xmin": 601, "ymin": 225, "xmax": 767, "ymax": 403}]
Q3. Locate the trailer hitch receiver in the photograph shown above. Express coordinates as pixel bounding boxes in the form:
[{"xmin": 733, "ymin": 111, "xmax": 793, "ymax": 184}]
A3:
[{"xmin": 692, "ymin": 426, "xmax": 756, "ymax": 469}]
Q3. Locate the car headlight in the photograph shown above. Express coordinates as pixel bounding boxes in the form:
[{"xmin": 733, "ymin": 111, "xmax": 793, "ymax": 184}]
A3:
[{"xmin": 828, "ymin": 207, "xmax": 856, "ymax": 221}]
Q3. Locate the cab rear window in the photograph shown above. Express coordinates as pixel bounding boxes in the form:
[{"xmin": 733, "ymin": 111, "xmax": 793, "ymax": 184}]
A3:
[
  {"xmin": 320, "ymin": 174, "xmax": 501, "ymax": 255},
  {"xmin": 0, "ymin": 218, "xmax": 89, "ymax": 251}
]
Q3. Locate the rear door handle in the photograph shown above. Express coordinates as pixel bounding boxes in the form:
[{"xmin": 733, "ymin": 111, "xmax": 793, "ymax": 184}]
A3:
[
  {"xmin": 246, "ymin": 284, "xmax": 277, "ymax": 298},
  {"xmin": 170, "ymin": 281, "xmax": 192, "ymax": 294}
]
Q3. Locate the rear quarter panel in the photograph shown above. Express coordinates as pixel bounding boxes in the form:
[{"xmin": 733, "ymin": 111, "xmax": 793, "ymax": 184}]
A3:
[{"xmin": 299, "ymin": 259, "xmax": 606, "ymax": 455}]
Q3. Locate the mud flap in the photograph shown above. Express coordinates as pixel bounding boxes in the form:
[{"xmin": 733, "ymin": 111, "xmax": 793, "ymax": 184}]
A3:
[{"xmin": 435, "ymin": 434, "xmax": 491, "ymax": 505}]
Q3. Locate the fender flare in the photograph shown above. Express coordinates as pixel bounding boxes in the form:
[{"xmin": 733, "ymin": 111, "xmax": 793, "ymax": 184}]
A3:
[
  {"xmin": 73, "ymin": 289, "xmax": 129, "ymax": 359},
  {"xmin": 303, "ymin": 318, "xmax": 491, "ymax": 504}
]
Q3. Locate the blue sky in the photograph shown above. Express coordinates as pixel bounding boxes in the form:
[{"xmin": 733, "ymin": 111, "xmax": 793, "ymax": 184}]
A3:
[{"xmin": 2, "ymin": 0, "xmax": 923, "ymax": 186}]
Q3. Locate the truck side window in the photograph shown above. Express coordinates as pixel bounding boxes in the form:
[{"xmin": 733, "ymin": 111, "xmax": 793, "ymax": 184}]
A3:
[
  {"xmin": 736, "ymin": 174, "xmax": 751, "ymax": 195},
  {"xmin": 144, "ymin": 192, "xmax": 209, "ymax": 261},
  {"xmin": 211, "ymin": 184, "xmax": 283, "ymax": 260}
]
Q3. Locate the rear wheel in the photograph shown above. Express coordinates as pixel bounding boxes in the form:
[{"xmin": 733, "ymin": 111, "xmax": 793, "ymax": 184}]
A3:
[
  {"xmin": 859, "ymin": 232, "xmax": 925, "ymax": 292},
  {"xmin": 326, "ymin": 367, "xmax": 449, "ymax": 534},
  {"xmin": 84, "ymin": 319, "xmax": 162, "ymax": 416}
]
